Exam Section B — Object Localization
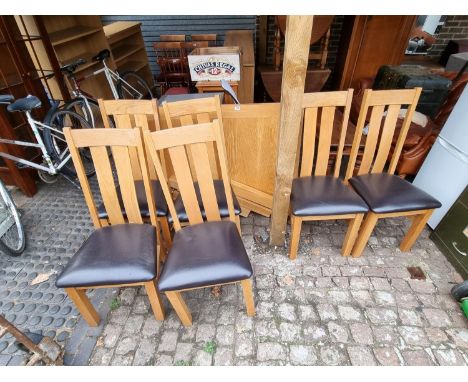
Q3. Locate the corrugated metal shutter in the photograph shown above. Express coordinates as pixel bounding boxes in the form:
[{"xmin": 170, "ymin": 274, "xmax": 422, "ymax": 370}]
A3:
[{"xmin": 101, "ymin": 15, "xmax": 256, "ymax": 76}]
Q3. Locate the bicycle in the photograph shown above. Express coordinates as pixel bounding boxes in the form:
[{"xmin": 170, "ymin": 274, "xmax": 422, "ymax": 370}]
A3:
[
  {"xmin": 62, "ymin": 49, "xmax": 153, "ymax": 127},
  {"xmin": 0, "ymin": 94, "xmax": 95, "ymax": 184},
  {"xmin": 0, "ymin": 178, "xmax": 25, "ymax": 256}
]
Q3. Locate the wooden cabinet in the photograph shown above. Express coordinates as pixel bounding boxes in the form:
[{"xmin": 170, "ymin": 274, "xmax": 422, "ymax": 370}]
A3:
[
  {"xmin": 431, "ymin": 187, "xmax": 468, "ymax": 279},
  {"xmin": 334, "ymin": 16, "xmax": 416, "ymax": 90},
  {"xmin": 103, "ymin": 21, "xmax": 154, "ymax": 89},
  {"xmin": 39, "ymin": 16, "xmax": 114, "ymax": 99}
]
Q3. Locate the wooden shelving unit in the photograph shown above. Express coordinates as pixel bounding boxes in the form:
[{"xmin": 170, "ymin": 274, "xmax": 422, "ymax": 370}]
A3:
[
  {"xmin": 103, "ymin": 21, "xmax": 154, "ymax": 89},
  {"xmin": 39, "ymin": 15, "xmax": 114, "ymax": 99}
]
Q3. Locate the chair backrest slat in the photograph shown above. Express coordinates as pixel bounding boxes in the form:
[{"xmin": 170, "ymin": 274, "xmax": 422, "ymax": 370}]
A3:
[
  {"xmin": 300, "ymin": 90, "xmax": 354, "ymax": 178},
  {"xmin": 144, "ymin": 120, "xmax": 234, "ymax": 230},
  {"xmin": 64, "ymin": 127, "xmax": 156, "ymax": 229},
  {"xmin": 160, "ymin": 34, "xmax": 185, "ymax": 42},
  {"xmin": 111, "ymin": 146, "xmax": 142, "ymax": 224},
  {"xmin": 372, "ymin": 104, "xmax": 401, "ymax": 173},
  {"xmin": 346, "ymin": 87, "xmax": 422, "ymax": 179},
  {"xmin": 358, "ymin": 104, "xmax": 385, "ymax": 175},
  {"xmin": 315, "ymin": 106, "xmax": 336, "ymax": 176}
]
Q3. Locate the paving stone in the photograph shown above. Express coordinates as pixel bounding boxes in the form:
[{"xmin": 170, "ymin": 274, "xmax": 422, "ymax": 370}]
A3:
[
  {"xmin": 370, "ymin": 277, "xmax": 392, "ymax": 291},
  {"xmin": 350, "ymin": 277, "xmax": 371, "ymax": 290},
  {"xmin": 338, "ymin": 306, "xmax": 362, "ymax": 321},
  {"xmin": 433, "ymin": 349, "xmax": 466, "ymax": 366},
  {"xmin": 193, "ymin": 349, "xmax": 212, "ymax": 366},
  {"xmin": 399, "ymin": 309, "xmax": 424, "ymax": 326},
  {"xmin": 425, "ymin": 327, "xmax": 449, "ymax": 343},
  {"xmin": 398, "ymin": 326, "xmax": 430, "ymax": 347},
  {"xmin": 158, "ymin": 331, "xmax": 178, "ymax": 352},
  {"xmin": 235, "ymin": 315, "xmax": 253, "ymax": 333},
  {"xmin": 257, "ymin": 342, "xmax": 287, "ymax": 362},
  {"xmin": 214, "ymin": 347, "xmax": 233, "ymax": 366},
  {"xmin": 445, "ymin": 328, "xmax": 468, "ymax": 349},
  {"xmin": 350, "ymin": 323, "xmax": 373, "ymax": 345},
  {"xmin": 289, "ymin": 345, "xmax": 318, "ymax": 365},
  {"xmin": 196, "ymin": 323, "xmax": 216, "ymax": 343},
  {"xmin": 234, "ymin": 333, "xmax": 254, "ymax": 357},
  {"xmin": 373, "ymin": 347, "xmax": 401, "ymax": 366},
  {"xmin": 422, "ymin": 308, "xmax": 452, "ymax": 328},
  {"xmin": 277, "ymin": 303, "xmax": 296, "ymax": 321},
  {"xmin": 133, "ymin": 338, "xmax": 157, "ymax": 366},
  {"xmin": 366, "ymin": 308, "xmax": 398, "ymax": 325},
  {"xmin": 216, "ymin": 325, "xmax": 235, "ymax": 346},
  {"xmin": 89, "ymin": 347, "xmax": 113, "ymax": 366},
  {"xmin": 373, "ymin": 291, "xmax": 396, "ymax": 306},
  {"xmin": 372, "ymin": 326, "xmax": 399, "ymax": 344},
  {"xmin": 348, "ymin": 346, "xmax": 377, "ymax": 365},
  {"xmin": 319, "ymin": 346, "xmax": 347, "ymax": 365},
  {"xmin": 173, "ymin": 342, "xmax": 193, "ymax": 363},
  {"xmin": 303, "ymin": 323, "xmax": 327, "ymax": 343},
  {"xmin": 154, "ymin": 354, "xmax": 173, "ymax": 366},
  {"xmin": 115, "ymin": 337, "xmax": 138, "ymax": 355},
  {"xmin": 408, "ymin": 279, "xmax": 436, "ymax": 294},
  {"xmin": 141, "ymin": 315, "xmax": 163, "ymax": 337},
  {"xmin": 255, "ymin": 320, "xmax": 280, "ymax": 340},
  {"xmin": 316, "ymin": 304, "xmax": 338, "ymax": 321},
  {"xmin": 402, "ymin": 350, "xmax": 434, "ymax": 365},
  {"xmin": 327, "ymin": 321, "xmax": 349, "ymax": 343},
  {"xmin": 102, "ymin": 324, "xmax": 123, "ymax": 348},
  {"xmin": 279, "ymin": 322, "xmax": 301, "ymax": 342},
  {"xmin": 122, "ymin": 314, "xmax": 144, "ymax": 335},
  {"xmin": 297, "ymin": 305, "xmax": 318, "ymax": 321}
]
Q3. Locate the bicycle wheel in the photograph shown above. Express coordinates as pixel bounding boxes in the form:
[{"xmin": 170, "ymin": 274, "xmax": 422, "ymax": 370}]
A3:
[
  {"xmin": 43, "ymin": 110, "xmax": 95, "ymax": 178},
  {"xmin": 65, "ymin": 98, "xmax": 111, "ymax": 129},
  {"xmin": 0, "ymin": 181, "xmax": 25, "ymax": 256},
  {"xmin": 117, "ymin": 71, "xmax": 153, "ymax": 100}
]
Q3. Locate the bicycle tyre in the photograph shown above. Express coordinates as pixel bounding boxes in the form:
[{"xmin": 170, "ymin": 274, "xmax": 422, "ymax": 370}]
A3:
[
  {"xmin": 117, "ymin": 71, "xmax": 153, "ymax": 100},
  {"xmin": 42, "ymin": 109, "xmax": 95, "ymax": 178},
  {"xmin": 0, "ymin": 181, "xmax": 26, "ymax": 256},
  {"xmin": 65, "ymin": 98, "xmax": 111, "ymax": 129}
]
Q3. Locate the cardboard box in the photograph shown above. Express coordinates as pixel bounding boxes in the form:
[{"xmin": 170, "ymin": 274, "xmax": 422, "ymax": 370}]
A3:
[{"xmin": 188, "ymin": 46, "xmax": 241, "ymax": 82}]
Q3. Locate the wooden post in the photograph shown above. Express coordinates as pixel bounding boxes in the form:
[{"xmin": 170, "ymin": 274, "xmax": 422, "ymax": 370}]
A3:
[{"xmin": 269, "ymin": 16, "xmax": 313, "ymax": 246}]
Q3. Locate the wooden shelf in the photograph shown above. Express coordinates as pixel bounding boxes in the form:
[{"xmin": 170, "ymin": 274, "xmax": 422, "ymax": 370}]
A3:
[
  {"xmin": 117, "ymin": 60, "xmax": 147, "ymax": 73},
  {"xmin": 49, "ymin": 25, "xmax": 101, "ymax": 46},
  {"xmin": 104, "ymin": 21, "xmax": 141, "ymax": 45},
  {"xmin": 113, "ymin": 45, "xmax": 144, "ymax": 64}
]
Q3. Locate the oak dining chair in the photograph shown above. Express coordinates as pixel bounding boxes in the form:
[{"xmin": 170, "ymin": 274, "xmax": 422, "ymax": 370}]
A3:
[
  {"xmin": 143, "ymin": 119, "xmax": 255, "ymax": 326},
  {"xmin": 97, "ymin": 99, "xmax": 172, "ymax": 248},
  {"xmin": 162, "ymin": 96, "xmax": 242, "ymax": 231},
  {"xmin": 56, "ymin": 127, "xmax": 165, "ymax": 326},
  {"xmin": 289, "ymin": 89, "xmax": 369, "ymax": 259},
  {"xmin": 346, "ymin": 88, "xmax": 442, "ymax": 257}
]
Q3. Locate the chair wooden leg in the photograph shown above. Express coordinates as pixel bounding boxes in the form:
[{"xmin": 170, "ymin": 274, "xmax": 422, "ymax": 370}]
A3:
[
  {"xmin": 235, "ymin": 215, "xmax": 242, "ymax": 235},
  {"xmin": 400, "ymin": 209, "xmax": 434, "ymax": 252},
  {"xmin": 144, "ymin": 280, "xmax": 165, "ymax": 321},
  {"xmin": 288, "ymin": 216, "xmax": 302, "ymax": 260},
  {"xmin": 65, "ymin": 288, "xmax": 100, "ymax": 327},
  {"xmin": 341, "ymin": 213, "xmax": 364, "ymax": 257},
  {"xmin": 241, "ymin": 279, "xmax": 255, "ymax": 316},
  {"xmin": 166, "ymin": 291, "xmax": 192, "ymax": 326},
  {"xmin": 351, "ymin": 212, "xmax": 378, "ymax": 258},
  {"xmin": 160, "ymin": 217, "xmax": 172, "ymax": 249}
]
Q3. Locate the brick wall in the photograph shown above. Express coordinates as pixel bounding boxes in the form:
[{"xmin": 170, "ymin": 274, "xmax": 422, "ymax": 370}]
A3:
[{"xmin": 427, "ymin": 15, "xmax": 468, "ymax": 59}]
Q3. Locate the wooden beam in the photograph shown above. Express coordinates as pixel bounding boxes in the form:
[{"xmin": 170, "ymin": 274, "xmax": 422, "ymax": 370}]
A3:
[{"xmin": 270, "ymin": 16, "xmax": 313, "ymax": 246}]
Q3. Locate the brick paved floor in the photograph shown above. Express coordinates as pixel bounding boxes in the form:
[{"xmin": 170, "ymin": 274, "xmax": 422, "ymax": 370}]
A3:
[
  {"xmin": 1, "ymin": 180, "xmax": 467, "ymax": 366},
  {"xmin": 89, "ymin": 213, "xmax": 468, "ymax": 366}
]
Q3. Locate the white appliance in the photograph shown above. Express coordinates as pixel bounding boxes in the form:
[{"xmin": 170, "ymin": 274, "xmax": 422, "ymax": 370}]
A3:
[{"xmin": 413, "ymin": 85, "xmax": 468, "ymax": 229}]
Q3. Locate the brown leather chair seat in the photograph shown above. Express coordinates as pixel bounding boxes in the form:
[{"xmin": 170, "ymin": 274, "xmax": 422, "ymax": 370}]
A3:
[
  {"xmin": 349, "ymin": 173, "xmax": 441, "ymax": 214},
  {"xmin": 158, "ymin": 221, "xmax": 252, "ymax": 292},
  {"xmin": 291, "ymin": 176, "xmax": 368, "ymax": 216},
  {"xmin": 97, "ymin": 180, "xmax": 168, "ymax": 219},
  {"xmin": 56, "ymin": 224, "xmax": 157, "ymax": 288},
  {"xmin": 173, "ymin": 180, "xmax": 241, "ymax": 222}
]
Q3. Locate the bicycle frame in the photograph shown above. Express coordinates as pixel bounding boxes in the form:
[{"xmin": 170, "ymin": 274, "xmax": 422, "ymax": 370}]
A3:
[
  {"xmin": 0, "ymin": 111, "xmax": 70, "ymax": 174},
  {"xmin": 77, "ymin": 60, "xmax": 143, "ymax": 100}
]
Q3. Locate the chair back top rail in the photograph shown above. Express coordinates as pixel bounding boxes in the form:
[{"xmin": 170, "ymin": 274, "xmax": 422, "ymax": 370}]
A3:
[
  {"xmin": 64, "ymin": 127, "xmax": 157, "ymax": 229},
  {"xmin": 98, "ymin": 98, "xmax": 162, "ymax": 180},
  {"xmin": 345, "ymin": 87, "xmax": 422, "ymax": 180},
  {"xmin": 144, "ymin": 119, "xmax": 236, "ymax": 231},
  {"xmin": 300, "ymin": 89, "xmax": 354, "ymax": 178}
]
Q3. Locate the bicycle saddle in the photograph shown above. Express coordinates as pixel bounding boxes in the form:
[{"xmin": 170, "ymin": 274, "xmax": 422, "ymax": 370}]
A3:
[
  {"xmin": 7, "ymin": 95, "xmax": 41, "ymax": 112},
  {"xmin": 93, "ymin": 49, "xmax": 110, "ymax": 62},
  {"xmin": 60, "ymin": 58, "xmax": 86, "ymax": 75},
  {"xmin": 0, "ymin": 94, "xmax": 14, "ymax": 104}
]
